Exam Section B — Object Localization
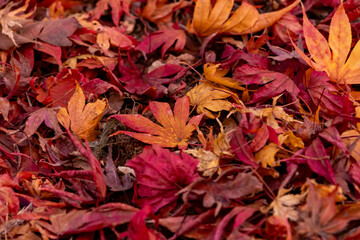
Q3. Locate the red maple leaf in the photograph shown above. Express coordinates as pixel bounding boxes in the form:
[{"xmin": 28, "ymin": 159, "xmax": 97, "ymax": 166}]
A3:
[
  {"xmin": 126, "ymin": 145, "xmax": 199, "ymax": 211},
  {"xmin": 136, "ymin": 28, "xmax": 186, "ymax": 58}
]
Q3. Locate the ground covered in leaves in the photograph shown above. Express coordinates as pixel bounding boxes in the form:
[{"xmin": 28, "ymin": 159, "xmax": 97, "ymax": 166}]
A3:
[{"xmin": 2, "ymin": 0, "xmax": 360, "ymax": 239}]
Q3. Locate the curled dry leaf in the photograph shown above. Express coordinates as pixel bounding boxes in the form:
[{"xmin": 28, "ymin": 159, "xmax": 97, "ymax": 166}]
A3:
[
  {"xmin": 186, "ymin": 123, "xmax": 233, "ymax": 176},
  {"xmin": 187, "ymin": 0, "xmax": 300, "ymax": 36},
  {"xmin": 57, "ymin": 84, "xmax": 107, "ymax": 142},
  {"xmin": 0, "ymin": 0, "xmax": 35, "ymax": 46},
  {"xmin": 141, "ymin": 0, "xmax": 190, "ymax": 23},
  {"xmin": 204, "ymin": 64, "xmax": 244, "ymax": 90},
  {"xmin": 0, "ymin": 97, "xmax": 9, "ymax": 121}
]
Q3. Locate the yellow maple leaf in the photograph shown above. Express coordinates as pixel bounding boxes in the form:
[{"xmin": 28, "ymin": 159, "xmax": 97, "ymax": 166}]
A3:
[
  {"xmin": 186, "ymin": 123, "xmax": 233, "ymax": 176},
  {"xmin": 204, "ymin": 63, "xmax": 245, "ymax": 90},
  {"xmin": 282, "ymin": 131, "xmax": 304, "ymax": 151},
  {"xmin": 187, "ymin": 0, "xmax": 300, "ymax": 36},
  {"xmin": 292, "ymin": 1, "xmax": 360, "ymax": 84},
  {"xmin": 186, "ymin": 83, "xmax": 234, "ymax": 118},
  {"xmin": 255, "ymin": 142, "xmax": 280, "ymax": 168},
  {"xmin": 254, "ymin": 131, "xmax": 304, "ymax": 168},
  {"xmin": 57, "ymin": 84, "xmax": 107, "ymax": 141},
  {"xmin": 249, "ymin": 106, "xmax": 302, "ymax": 130},
  {"xmin": 186, "ymin": 148, "xmax": 220, "ymax": 176},
  {"xmin": 262, "ymin": 188, "xmax": 306, "ymax": 221}
]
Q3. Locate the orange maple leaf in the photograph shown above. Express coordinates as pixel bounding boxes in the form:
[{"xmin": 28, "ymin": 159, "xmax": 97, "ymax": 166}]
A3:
[
  {"xmin": 204, "ymin": 63, "xmax": 245, "ymax": 90},
  {"xmin": 292, "ymin": 1, "xmax": 360, "ymax": 84},
  {"xmin": 187, "ymin": 0, "xmax": 300, "ymax": 37},
  {"xmin": 110, "ymin": 96, "xmax": 203, "ymax": 149},
  {"xmin": 57, "ymin": 84, "xmax": 108, "ymax": 141},
  {"xmin": 141, "ymin": 0, "xmax": 191, "ymax": 23}
]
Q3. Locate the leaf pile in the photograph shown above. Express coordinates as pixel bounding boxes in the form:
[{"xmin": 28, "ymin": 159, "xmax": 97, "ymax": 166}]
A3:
[{"xmin": 2, "ymin": 0, "xmax": 360, "ymax": 239}]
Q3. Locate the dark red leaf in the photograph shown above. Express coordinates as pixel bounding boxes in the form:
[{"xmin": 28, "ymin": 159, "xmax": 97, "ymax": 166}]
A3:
[
  {"xmin": 136, "ymin": 29, "xmax": 186, "ymax": 58},
  {"xmin": 126, "ymin": 145, "xmax": 199, "ymax": 211},
  {"xmin": 118, "ymin": 60, "xmax": 184, "ymax": 98},
  {"xmin": 67, "ymin": 129, "xmax": 107, "ymax": 200}
]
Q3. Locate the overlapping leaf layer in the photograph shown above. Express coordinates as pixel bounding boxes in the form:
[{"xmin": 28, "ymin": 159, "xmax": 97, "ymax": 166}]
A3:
[{"xmin": 2, "ymin": 0, "xmax": 360, "ymax": 239}]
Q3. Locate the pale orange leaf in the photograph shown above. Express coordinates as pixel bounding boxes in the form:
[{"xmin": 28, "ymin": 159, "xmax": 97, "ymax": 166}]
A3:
[{"xmin": 110, "ymin": 96, "xmax": 203, "ymax": 149}]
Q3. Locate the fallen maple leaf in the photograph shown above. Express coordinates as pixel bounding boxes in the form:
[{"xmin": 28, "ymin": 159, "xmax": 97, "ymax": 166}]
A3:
[
  {"xmin": 341, "ymin": 130, "xmax": 360, "ymax": 161},
  {"xmin": 75, "ymin": 16, "xmax": 137, "ymax": 55},
  {"xmin": 110, "ymin": 96, "xmax": 203, "ymax": 149},
  {"xmin": 248, "ymin": 71, "xmax": 300, "ymax": 104},
  {"xmin": 204, "ymin": 64, "xmax": 244, "ymax": 90},
  {"xmin": 300, "ymin": 70, "xmax": 354, "ymax": 116},
  {"xmin": 34, "ymin": 42, "xmax": 62, "ymax": 66},
  {"xmin": 0, "ymin": 0, "xmax": 35, "ymax": 46},
  {"xmin": 0, "ymin": 186, "xmax": 19, "ymax": 219},
  {"xmin": 295, "ymin": 179, "xmax": 360, "ymax": 239},
  {"xmin": 30, "ymin": 68, "xmax": 87, "ymax": 107},
  {"xmin": 128, "ymin": 205, "xmax": 166, "ymax": 240},
  {"xmin": 282, "ymin": 131, "xmax": 305, "ymax": 151},
  {"xmin": 92, "ymin": 0, "xmax": 130, "ymax": 26},
  {"xmin": 186, "ymin": 122, "xmax": 233, "ymax": 176},
  {"xmin": 186, "ymin": 148, "xmax": 220, "ymax": 177},
  {"xmin": 62, "ymin": 54, "xmax": 118, "ymax": 70},
  {"xmin": 57, "ymin": 84, "xmax": 107, "ymax": 141},
  {"xmin": 117, "ymin": 59, "xmax": 184, "ymax": 98},
  {"xmin": 35, "ymin": 203, "xmax": 138, "ymax": 236},
  {"xmin": 96, "ymin": 26, "xmax": 137, "ymax": 55},
  {"xmin": 181, "ymin": 170, "xmax": 262, "ymax": 215},
  {"xmin": 0, "ymin": 97, "xmax": 10, "ymax": 121},
  {"xmin": 263, "ymin": 188, "xmax": 306, "ymax": 221},
  {"xmin": 141, "ymin": 0, "xmax": 190, "ymax": 23},
  {"xmin": 187, "ymin": 0, "xmax": 300, "ymax": 36},
  {"xmin": 24, "ymin": 107, "xmax": 62, "ymax": 137},
  {"xmin": 272, "ymin": 13, "xmax": 302, "ymax": 43},
  {"xmin": 265, "ymin": 215, "xmax": 292, "ymax": 240},
  {"xmin": 292, "ymin": 1, "xmax": 360, "ymax": 84},
  {"xmin": 248, "ymin": 95, "xmax": 302, "ymax": 130},
  {"xmin": 293, "ymin": 137, "xmax": 336, "ymax": 184},
  {"xmin": 136, "ymin": 28, "xmax": 186, "ymax": 58},
  {"xmin": 38, "ymin": 17, "xmax": 79, "ymax": 47},
  {"xmin": 126, "ymin": 145, "xmax": 199, "ymax": 211},
  {"xmin": 66, "ymin": 129, "xmax": 107, "ymax": 200},
  {"xmin": 255, "ymin": 143, "xmax": 280, "ymax": 168},
  {"xmin": 186, "ymin": 83, "xmax": 233, "ymax": 119}
]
